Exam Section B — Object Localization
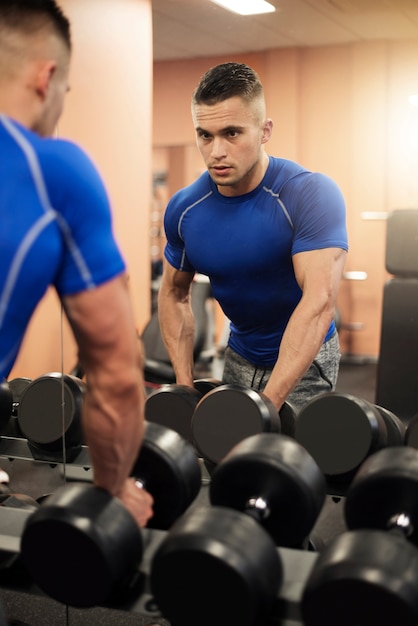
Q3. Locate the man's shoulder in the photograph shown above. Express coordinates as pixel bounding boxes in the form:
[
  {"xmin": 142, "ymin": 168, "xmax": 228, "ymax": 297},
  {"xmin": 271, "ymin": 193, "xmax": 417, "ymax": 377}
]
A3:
[
  {"xmin": 168, "ymin": 171, "xmax": 213, "ymax": 209},
  {"xmin": 267, "ymin": 157, "xmax": 340, "ymax": 194},
  {"xmin": 41, "ymin": 136, "xmax": 93, "ymax": 170},
  {"xmin": 0, "ymin": 117, "xmax": 103, "ymax": 202},
  {"xmin": 268, "ymin": 156, "xmax": 309, "ymax": 182},
  {"xmin": 0, "ymin": 116, "xmax": 84, "ymax": 160}
]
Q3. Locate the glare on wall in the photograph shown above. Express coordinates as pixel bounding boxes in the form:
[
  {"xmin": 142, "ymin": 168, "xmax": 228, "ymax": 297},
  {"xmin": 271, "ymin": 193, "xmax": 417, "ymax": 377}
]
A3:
[{"xmin": 409, "ymin": 94, "xmax": 418, "ymax": 107}]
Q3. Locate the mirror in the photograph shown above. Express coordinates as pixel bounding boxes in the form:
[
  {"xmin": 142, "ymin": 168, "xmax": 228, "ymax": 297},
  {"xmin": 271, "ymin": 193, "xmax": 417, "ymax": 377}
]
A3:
[{"xmin": 151, "ymin": 4, "xmax": 418, "ymax": 360}]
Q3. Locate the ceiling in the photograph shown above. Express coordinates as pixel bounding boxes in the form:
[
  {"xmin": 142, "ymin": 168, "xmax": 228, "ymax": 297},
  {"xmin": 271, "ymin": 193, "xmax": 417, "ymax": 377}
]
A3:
[{"xmin": 152, "ymin": 0, "xmax": 418, "ymax": 62}]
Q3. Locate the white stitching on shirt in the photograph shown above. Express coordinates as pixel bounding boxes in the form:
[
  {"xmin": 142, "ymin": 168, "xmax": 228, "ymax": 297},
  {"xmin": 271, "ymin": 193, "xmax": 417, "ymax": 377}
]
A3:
[
  {"xmin": 177, "ymin": 191, "xmax": 212, "ymax": 241},
  {"xmin": 262, "ymin": 186, "xmax": 294, "ymax": 230}
]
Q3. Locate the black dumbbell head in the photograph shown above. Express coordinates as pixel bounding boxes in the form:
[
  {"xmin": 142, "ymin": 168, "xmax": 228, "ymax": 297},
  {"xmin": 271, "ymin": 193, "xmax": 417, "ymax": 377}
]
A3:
[
  {"xmin": 345, "ymin": 446, "xmax": 418, "ymax": 545},
  {"xmin": 20, "ymin": 483, "xmax": 143, "ymax": 608},
  {"xmin": 8, "ymin": 377, "xmax": 32, "ymax": 416},
  {"xmin": 374, "ymin": 404, "xmax": 406, "ymax": 446},
  {"xmin": 150, "ymin": 505, "xmax": 283, "ymax": 626},
  {"xmin": 210, "ymin": 433, "xmax": 326, "ymax": 547},
  {"xmin": 295, "ymin": 392, "xmax": 389, "ymax": 484},
  {"xmin": 302, "ymin": 529, "xmax": 418, "ymax": 626},
  {"xmin": 278, "ymin": 398, "xmax": 297, "ymax": 438},
  {"xmin": 405, "ymin": 413, "xmax": 418, "ymax": 448},
  {"xmin": 145, "ymin": 383, "xmax": 202, "ymax": 443},
  {"xmin": 131, "ymin": 421, "xmax": 201, "ymax": 529},
  {"xmin": 192, "ymin": 384, "xmax": 282, "ymax": 465},
  {"xmin": 0, "ymin": 379, "xmax": 12, "ymax": 432},
  {"xmin": 5, "ymin": 377, "xmax": 32, "ymax": 437},
  {"xmin": 17, "ymin": 373, "xmax": 85, "ymax": 453}
]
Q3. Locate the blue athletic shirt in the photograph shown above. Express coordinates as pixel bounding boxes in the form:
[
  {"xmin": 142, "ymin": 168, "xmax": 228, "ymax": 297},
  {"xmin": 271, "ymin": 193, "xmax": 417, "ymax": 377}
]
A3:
[
  {"xmin": 0, "ymin": 115, "xmax": 125, "ymax": 378},
  {"xmin": 164, "ymin": 156, "xmax": 348, "ymax": 368}
]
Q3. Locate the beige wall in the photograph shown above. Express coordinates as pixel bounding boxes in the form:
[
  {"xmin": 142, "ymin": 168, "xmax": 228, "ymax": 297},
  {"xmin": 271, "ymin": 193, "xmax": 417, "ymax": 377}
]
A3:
[
  {"xmin": 153, "ymin": 40, "xmax": 418, "ymax": 357},
  {"xmin": 10, "ymin": 0, "xmax": 153, "ymax": 379}
]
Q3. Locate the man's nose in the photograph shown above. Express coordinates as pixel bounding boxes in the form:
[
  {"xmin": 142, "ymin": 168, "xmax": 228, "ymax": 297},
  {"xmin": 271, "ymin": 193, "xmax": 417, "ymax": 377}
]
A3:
[{"xmin": 210, "ymin": 136, "xmax": 227, "ymax": 159}]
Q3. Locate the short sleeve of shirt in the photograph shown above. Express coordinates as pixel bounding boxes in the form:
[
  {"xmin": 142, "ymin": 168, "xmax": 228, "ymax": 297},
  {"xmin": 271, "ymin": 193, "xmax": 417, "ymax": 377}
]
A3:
[
  {"xmin": 44, "ymin": 140, "xmax": 126, "ymax": 295},
  {"xmin": 163, "ymin": 190, "xmax": 196, "ymax": 272},
  {"xmin": 288, "ymin": 172, "xmax": 348, "ymax": 255}
]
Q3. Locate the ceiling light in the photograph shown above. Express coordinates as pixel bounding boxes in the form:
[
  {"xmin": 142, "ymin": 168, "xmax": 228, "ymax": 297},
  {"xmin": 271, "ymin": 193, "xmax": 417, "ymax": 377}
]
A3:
[{"xmin": 211, "ymin": 0, "xmax": 276, "ymax": 16}]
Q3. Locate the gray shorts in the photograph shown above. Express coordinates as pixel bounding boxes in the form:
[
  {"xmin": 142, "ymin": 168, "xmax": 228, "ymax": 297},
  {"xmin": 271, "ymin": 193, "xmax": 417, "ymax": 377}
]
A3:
[{"xmin": 221, "ymin": 332, "xmax": 341, "ymax": 413}]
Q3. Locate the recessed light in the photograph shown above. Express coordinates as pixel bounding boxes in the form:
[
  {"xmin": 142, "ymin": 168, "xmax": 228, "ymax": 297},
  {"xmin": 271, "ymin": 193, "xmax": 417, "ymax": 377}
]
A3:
[{"xmin": 211, "ymin": 0, "xmax": 276, "ymax": 16}]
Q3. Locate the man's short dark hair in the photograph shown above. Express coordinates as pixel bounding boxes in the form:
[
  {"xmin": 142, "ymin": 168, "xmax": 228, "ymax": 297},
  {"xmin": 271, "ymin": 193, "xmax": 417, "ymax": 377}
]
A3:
[
  {"xmin": 192, "ymin": 62, "xmax": 263, "ymax": 106},
  {"xmin": 0, "ymin": 0, "xmax": 71, "ymax": 50}
]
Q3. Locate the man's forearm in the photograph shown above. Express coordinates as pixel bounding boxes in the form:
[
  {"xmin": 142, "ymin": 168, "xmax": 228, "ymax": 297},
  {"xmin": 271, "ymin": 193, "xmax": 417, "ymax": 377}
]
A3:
[
  {"xmin": 263, "ymin": 304, "xmax": 334, "ymax": 410},
  {"xmin": 158, "ymin": 295, "xmax": 195, "ymax": 385},
  {"xmin": 82, "ymin": 366, "xmax": 145, "ymax": 496}
]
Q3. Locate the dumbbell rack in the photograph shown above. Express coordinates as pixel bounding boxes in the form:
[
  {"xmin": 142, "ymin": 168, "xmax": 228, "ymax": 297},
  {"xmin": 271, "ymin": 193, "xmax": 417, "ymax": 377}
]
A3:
[
  {"xmin": 0, "ymin": 435, "xmax": 320, "ymax": 625},
  {"xmin": 0, "ymin": 435, "xmax": 92, "ymax": 481},
  {"xmin": 0, "ymin": 512, "xmax": 318, "ymax": 625}
]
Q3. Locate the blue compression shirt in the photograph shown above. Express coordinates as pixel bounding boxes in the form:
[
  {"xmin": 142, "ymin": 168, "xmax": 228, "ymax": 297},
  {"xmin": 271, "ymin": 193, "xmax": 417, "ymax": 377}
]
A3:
[
  {"xmin": 0, "ymin": 116, "xmax": 125, "ymax": 378},
  {"xmin": 164, "ymin": 156, "xmax": 348, "ymax": 367}
]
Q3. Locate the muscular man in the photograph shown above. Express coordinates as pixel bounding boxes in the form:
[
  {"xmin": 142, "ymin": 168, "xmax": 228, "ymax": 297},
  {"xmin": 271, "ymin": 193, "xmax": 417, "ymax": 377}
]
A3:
[
  {"xmin": 0, "ymin": 0, "xmax": 153, "ymax": 526},
  {"xmin": 158, "ymin": 62, "xmax": 348, "ymax": 412}
]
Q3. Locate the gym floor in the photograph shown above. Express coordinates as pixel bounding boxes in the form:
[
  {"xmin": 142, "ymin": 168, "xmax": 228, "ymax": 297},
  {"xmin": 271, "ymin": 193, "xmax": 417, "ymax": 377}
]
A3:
[
  {"xmin": 0, "ymin": 359, "xmax": 378, "ymax": 625},
  {"xmin": 334, "ymin": 358, "xmax": 377, "ymax": 405}
]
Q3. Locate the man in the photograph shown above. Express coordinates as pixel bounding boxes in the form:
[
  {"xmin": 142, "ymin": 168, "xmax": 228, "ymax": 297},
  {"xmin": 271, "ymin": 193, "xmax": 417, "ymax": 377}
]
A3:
[
  {"xmin": 0, "ymin": 0, "xmax": 153, "ymax": 526},
  {"xmin": 158, "ymin": 62, "xmax": 348, "ymax": 412}
]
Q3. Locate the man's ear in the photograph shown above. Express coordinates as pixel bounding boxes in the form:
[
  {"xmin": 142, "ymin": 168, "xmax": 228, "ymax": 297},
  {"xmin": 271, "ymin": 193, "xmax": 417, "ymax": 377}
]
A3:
[
  {"xmin": 35, "ymin": 61, "xmax": 56, "ymax": 99},
  {"xmin": 261, "ymin": 118, "xmax": 273, "ymax": 144}
]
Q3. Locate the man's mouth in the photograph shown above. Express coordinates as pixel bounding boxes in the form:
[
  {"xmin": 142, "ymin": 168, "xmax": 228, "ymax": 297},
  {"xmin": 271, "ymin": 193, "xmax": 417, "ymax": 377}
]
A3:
[{"xmin": 212, "ymin": 165, "xmax": 231, "ymax": 175}]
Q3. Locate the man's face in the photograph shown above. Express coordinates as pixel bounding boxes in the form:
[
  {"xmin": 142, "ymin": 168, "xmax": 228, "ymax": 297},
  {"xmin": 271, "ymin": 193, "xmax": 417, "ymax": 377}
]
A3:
[{"xmin": 193, "ymin": 95, "xmax": 272, "ymax": 196}]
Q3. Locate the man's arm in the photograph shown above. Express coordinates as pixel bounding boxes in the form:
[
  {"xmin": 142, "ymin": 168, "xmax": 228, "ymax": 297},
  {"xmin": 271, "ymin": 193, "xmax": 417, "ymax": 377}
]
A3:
[
  {"xmin": 158, "ymin": 259, "xmax": 195, "ymax": 386},
  {"xmin": 263, "ymin": 247, "xmax": 347, "ymax": 410},
  {"xmin": 62, "ymin": 273, "xmax": 153, "ymax": 527}
]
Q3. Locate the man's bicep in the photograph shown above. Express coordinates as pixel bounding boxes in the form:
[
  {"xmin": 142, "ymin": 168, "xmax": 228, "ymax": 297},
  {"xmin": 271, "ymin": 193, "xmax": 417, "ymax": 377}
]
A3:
[
  {"xmin": 293, "ymin": 247, "xmax": 347, "ymax": 297},
  {"xmin": 160, "ymin": 260, "xmax": 195, "ymax": 300}
]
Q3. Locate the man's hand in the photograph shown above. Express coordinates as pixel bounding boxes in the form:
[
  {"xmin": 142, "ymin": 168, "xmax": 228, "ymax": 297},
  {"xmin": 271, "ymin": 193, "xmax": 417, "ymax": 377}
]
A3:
[{"xmin": 117, "ymin": 478, "xmax": 154, "ymax": 528}]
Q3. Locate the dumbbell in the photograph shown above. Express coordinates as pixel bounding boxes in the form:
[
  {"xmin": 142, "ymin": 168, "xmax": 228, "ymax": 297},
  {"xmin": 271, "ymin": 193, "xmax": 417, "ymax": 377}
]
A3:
[
  {"xmin": 20, "ymin": 420, "xmax": 201, "ymax": 608},
  {"xmin": 0, "ymin": 379, "xmax": 12, "ymax": 431},
  {"xmin": 294, "ymin": 392, "xmax": 405, "ymax": 493},
  {"xmin": 17, "ymin": 372, "xmax": 86, "ymax": 462},
  {"xmin": 0, "ymin": 377, "xmax": 32, "ymax": 436},
  {"xmin": 191, "ymin": 383, "xmax": 297, "ymax": 467},
  {"xmin": 145, "ymin": 378, "xmax": 222, "ymax": 444},
  {"xmin": 9, "ymin": 377, "xmax": 32, "ymax": 417},
  {"xmin": 405, "ymin": 412, "xmax": 418, "ymax": 448},
  {"xmin": 302, "ymin": 446, "xmax": 418, "ymax": 626},
  {"xmin": 150, "ymin": 432, "xmax": 326, "ymax": 626}
]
